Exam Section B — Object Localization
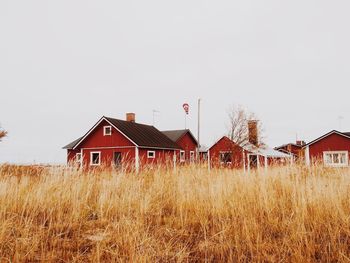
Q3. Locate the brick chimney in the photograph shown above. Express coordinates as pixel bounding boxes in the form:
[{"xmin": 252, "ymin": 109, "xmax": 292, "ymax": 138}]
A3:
[
  {"xmin": 296, "ymin": 140, "xmax": 306, "ymax": 146},
  {"xmin": 126, "ymin": 113, "xmax": 135, "ymax": 122},
  {"xmin": 248, "ymin": 120, "xmax": 258, "ymax": 146}
]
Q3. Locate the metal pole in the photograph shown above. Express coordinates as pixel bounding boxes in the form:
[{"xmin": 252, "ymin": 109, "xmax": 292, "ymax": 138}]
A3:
[{"xmin": 197, "ymin": 98, "xmax": 201, "ymax": 161}]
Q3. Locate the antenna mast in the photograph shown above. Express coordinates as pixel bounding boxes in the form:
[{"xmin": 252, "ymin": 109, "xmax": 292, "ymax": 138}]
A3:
[{"xmin": 152, "ymin": 110, "xmax": 160, "ymax": 126}]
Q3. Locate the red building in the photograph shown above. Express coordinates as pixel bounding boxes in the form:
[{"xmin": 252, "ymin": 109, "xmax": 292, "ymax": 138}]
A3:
[
  {"xmin": 206, "ymin": 120, "xmax": 291, "ymax": 171},
  {"xmin": 207, "ymin": 136, "xmax": 291, "ymax": 171},
  {"xmin": 304, "ymin": 130, "xmax": 350, "ymax": 167},
  {"xmin": 63, "ymin": 113, "xmax": 192, "ymax": 171},
  {"xmin": 274, "ymin": 140, "xmax": 306, "ymax": 162},
  {"xmin": 162, "ymin": 129, "xmax": 198, "ymax": 163}
]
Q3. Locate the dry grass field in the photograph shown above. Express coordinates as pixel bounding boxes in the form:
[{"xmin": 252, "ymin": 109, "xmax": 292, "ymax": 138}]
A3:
[{"xmin": 0, "ymin": 164, "xmax": 350, "ymax": 262}]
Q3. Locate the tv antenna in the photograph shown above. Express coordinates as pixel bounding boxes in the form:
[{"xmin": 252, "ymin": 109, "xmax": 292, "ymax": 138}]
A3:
[{"xmin": 152, "ymin": 110, "xmax": 160, "ymax": 126}]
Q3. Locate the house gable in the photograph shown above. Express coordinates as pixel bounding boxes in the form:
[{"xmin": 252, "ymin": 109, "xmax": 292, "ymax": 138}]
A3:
[
  {"xmin": 162, "ymin": 129, "xmax": 198, "ymax": 161},
  {"xmin": 305, "ymin": 130, "xmax": 350, "ymax": 148},
  {"xmin": 209, "ymin": 136, "xmax": 244, "ymax": 168},
  {"xmin": 65, "ymin": 116, "xmax": 180, "ymax": 151},
  {"xmin": 178, "ymin": 131, "xmax": 198, "ymax": 146},
  {"xmin": 65, "ymin": 117, "xmax": 137, "ymax": 150},
  {"xmin": 77, "ymin": 119, "xmax": 135, "ymax": 149},
  {"xmin": 209, "ymin": 136, "xmax": 242, "ymax": 152},
  {"xmin": 162, "ymin": 130, "xmax": 198, "ymax": 146},
  {"xmin": 308, "ymin": 132, "xmax": 350, "ymax": 160}
]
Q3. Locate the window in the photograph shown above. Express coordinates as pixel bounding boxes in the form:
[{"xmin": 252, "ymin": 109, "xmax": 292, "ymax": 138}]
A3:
[
  {"xmin": 180, "ymin": 151, "xmax": 185, "ymax": 162},
  {"xmin": 220, "ymin": 152, "xmax": 232, "ymax": 164},
  {"xmin": 202, "ymin": 153, "xmax": 208, "ymax": 161},
  {"xmin": 90, "ymin": 152, "xmax": 101, "ymax": 166},
  {"xmin": 75, "ymin": 153, "xmax": 82, "ymax": 163},
  {"xmin": 113, "ymin": 152, "xmax": 122, "ymax": 168},
  {"xmin": 103, "ymin": 126, "xmax": 112, "ymax": 136},
  {"xmin": 190, "ymin": 151, "xmax": 195, "ymax": 162},
  {"xmin": 323, "ymin": 151, "xmax": 348, "ymax": 167},
  {"xmin": 147, "ymin": 151, "xmax": 155, "ymax": 159}
]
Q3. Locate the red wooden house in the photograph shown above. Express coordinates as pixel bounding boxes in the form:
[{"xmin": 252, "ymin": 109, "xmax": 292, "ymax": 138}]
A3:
[
  {"xmin": 162, "ymin": 129, "xmax": 198, "ymax": 163},
  {"xmin": 206, "ymin": 121, "xmax": 291, "ymax": 170},
  {"xmin": 63, "ymin": 113, "xmax": 192, "ymax": 171},
  {"xmin": 207, "ymin": 136, "xmax": 291, "ymax": 171},
  {"xmin": 304, "ymin": 130, "xmax": 350, "ymax": 167}
]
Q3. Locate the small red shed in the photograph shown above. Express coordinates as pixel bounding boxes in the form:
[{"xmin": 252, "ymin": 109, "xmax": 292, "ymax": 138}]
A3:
[
  {"xmin": 304, "ymin": 130, "xmax": 350, "ymax": 167},
  {"xmin": 207, "ymin": 136, "xmax": 291, "ymax": 171},
  {"xmin": 162, "ymin": 129, "xmax": 198, "ymax": 163}
]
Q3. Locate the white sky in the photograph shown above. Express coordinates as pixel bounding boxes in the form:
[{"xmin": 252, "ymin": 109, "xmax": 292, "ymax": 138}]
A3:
[{"xmin": 1, "ymin": 0, "xmax": 349, "ymax": 164}]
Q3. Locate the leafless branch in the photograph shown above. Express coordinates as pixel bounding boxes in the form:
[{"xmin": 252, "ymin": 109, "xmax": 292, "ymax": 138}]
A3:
[
  {"xmin": 227, "ymin": 105, "xmax": 265, "ymax": 148},
  {"xmin": 0, "ymin": 128, "xmax": 7, "ymax": 142}
]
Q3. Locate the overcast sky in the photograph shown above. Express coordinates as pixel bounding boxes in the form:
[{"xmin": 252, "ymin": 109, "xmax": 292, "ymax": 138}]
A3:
[{"xmin": 1, "ymin": 0, "xmax": 349, "ymax": 164}]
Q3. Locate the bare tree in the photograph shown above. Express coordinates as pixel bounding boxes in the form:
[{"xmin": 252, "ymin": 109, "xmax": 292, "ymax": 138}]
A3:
[
  {"xmin": 227, "ymin": 105, "xmax": 265, "ymax": 148},
  {"xmin": 0, "ymin": 127, "xmax": 7, "ymax": 142}
]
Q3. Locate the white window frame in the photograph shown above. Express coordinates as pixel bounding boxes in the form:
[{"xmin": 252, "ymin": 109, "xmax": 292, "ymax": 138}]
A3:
[
  {"xmin": 219, "ymin": 151, "xmax": 233, "ymax": 164},
  {"xmin": 90, "ymin": 151, "xmax": 101, "ymax": 166},
  {"xmin": 190, "ymin": 151, "xmax": 195, "ymax": 162},
  {"xmin": 202, "ymin": 152, "xmax": 208, "ymax": 161},
  {"xmin": 147, "ymin": 150, "xmax": 156, "ymax": 159},
  {"xmin": 75, "ymin": 153, "xmax": 82, "ymax": 164},
  {"xmin": 103, "ymin": 126, "xmax": 112, "ymax": 136},
  {"xmin": 180, "ymin": 151, "xmax": 185, "ymax": 162},
  {"xmin": 323, "ymin": 151, "xmax": 349, "ymax": 167}
]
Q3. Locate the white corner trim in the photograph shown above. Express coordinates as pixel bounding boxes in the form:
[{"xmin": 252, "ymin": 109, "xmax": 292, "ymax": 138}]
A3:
[
  {"xmin": 135, "ymin": 147, "xmax": 140, "ymax": 172},
  {"xmin": 173, "ymin": 150, "xmax": 177, "ymax": 169},
  {"xmin": 80, "ymin": 149, "xmax": 83, "ymax": 168},
  {"xmin": 305, "ymin": 146, "xmax": 310, "ymax": 166}
]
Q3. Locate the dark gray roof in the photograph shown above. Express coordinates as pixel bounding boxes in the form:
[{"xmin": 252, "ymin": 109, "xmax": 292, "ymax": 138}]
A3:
[
  {"xmin": 162, "ymin": 130, "xmax": 188, "ymax": 142},
  {"xmin": 63, "ymin": 137, "xmax": 83, "ymax": 149},
  {"xmin": 162, "ymin": 129, "xmax": 198, "ymax": 145},
  {"xmin": 105, "ymin": 117, "xmax": 180, "ymax": 149},
  {"xmin": 63, "ymin": 117, "xmax": 181, "ymax": 150},
  {"xmin": 343, "ymin": 132, "xmax": 350, "ymax": 137}
]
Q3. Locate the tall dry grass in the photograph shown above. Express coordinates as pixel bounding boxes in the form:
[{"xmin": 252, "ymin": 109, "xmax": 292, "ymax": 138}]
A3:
[{"xmin": 0, "ymin": 164, "xmax": 350, "ymax": 262}]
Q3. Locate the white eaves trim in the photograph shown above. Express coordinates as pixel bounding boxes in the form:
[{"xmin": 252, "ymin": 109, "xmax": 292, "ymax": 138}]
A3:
[
  {"xmin": 139, "ymin": 146, "xmax": 181, "ymax": 151},
  {"xmin": 72, "ymin": 116, "xmax": 138, "ymax": 150}
]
